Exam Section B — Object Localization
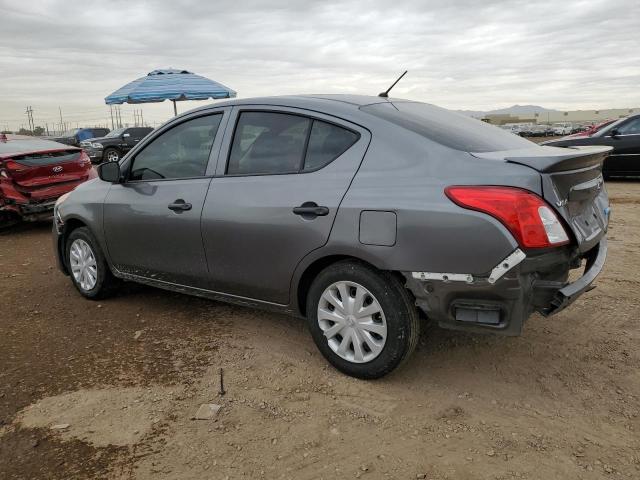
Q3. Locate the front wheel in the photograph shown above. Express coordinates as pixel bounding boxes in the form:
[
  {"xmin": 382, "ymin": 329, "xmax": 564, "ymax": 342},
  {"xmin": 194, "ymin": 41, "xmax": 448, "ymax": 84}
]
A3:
[
  {"xmin": 66, "ymin": 227, "xmax": 119, "ymax": 299},
  {"xmin": 103, "ymin": 148, "xmax": 120, "ymax": 163},
  {"xmin": 306, "ymin": 260, "xmax": 420, "ymax": 379}
]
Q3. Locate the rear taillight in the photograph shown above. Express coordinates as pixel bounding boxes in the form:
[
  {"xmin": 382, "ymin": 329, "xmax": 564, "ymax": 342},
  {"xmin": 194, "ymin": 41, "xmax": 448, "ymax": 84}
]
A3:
[
  {"xmin": 1, "ymin": 160, "xmax": 26, "ymax": 176},
  {"xmin": 445, "ymin": 186, "xmax": 570, "ymax": 249}
]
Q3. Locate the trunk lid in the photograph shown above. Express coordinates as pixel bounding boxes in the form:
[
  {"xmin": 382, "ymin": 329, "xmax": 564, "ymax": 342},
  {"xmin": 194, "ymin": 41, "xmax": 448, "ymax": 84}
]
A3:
[
  {"xmin": 1, "ymin": 143, "xmax": 93, "ymax": 201},
  {"xmin": 472, "ymin": 145, "xmax": 611, "ymax": 253},
  {"xmin": 6, "ymin": 150, "xmax": 91, "ymax": 187}
]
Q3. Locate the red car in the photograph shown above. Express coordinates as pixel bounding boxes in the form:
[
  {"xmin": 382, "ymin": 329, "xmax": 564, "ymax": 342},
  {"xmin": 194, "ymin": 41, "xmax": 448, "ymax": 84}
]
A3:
[
  {"xmin": 0, "ymin": 133, "xmax": 96, "ymax": 225},
  {"xmin": 565, "ymin": 119, "xmax": 616, "ymax": 139}
]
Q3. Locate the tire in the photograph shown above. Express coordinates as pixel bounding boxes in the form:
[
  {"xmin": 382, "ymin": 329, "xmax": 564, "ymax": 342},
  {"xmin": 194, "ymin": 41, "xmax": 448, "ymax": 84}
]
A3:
[
  {"xmin": 66, "ymin": 227, "xmax": 119, "ymax": 299},
  {"xmin": 306, "ymin": 260, "xmax": 420, "ymax": 379},
  {"xmin": 103, "ymin": 148, "xmax": 120, "ymax": 163}
]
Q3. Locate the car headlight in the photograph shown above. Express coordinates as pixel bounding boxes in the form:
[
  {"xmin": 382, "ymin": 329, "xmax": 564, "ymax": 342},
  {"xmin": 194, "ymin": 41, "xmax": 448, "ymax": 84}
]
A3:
[{"xmin": 91, "ymin": 143, "xmax": 104, "ymax": 149}]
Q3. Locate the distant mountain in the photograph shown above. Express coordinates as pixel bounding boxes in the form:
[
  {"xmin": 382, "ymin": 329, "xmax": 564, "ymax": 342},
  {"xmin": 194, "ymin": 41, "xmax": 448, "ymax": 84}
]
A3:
[
  {"xmin": 455, "ymin": 110, "xmax": 486, "ymax": 118},
  {"xmin": 456, "ymin": 105, "xmax": 560, "ymax": 118},
  {"xmin": 489, "ymin": 105, "xmax": 559, "ymax": 115}
]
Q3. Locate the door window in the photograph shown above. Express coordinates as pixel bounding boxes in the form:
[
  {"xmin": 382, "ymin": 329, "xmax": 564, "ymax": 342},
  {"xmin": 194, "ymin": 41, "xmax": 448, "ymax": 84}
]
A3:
[
  {"xmin": 227, "ymin": 112, "xmax": 311, "ymax": 175},
  {"xmin": 617, "ymin": 118, "xmax": 640, "ymax": 135},
  {"xmin": 227, "ymin": 111, "xmax": 359, "ymax": 175},
  {"xmin": 129, "ymin": 114, "xmax": 222, "ymax": 181}
]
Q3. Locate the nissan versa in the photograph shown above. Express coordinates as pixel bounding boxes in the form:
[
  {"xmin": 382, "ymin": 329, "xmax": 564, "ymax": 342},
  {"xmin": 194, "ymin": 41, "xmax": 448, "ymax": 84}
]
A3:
[{"xmin": 52, "ymin": 95, "xmax": 610, "ymax": 379}]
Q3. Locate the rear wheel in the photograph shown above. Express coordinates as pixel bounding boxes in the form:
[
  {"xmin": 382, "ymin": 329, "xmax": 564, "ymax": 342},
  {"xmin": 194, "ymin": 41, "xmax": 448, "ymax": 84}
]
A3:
[
  {"xmin": 66, "ymin": 227, "xmax": 119, "ymax": 299},
  {"xmin": 103, "ymin": 148, "xmax": 120, "ymax": 163},
  {"xmin": 306, "ymin": 260, "xmax": 420, "ymax": 379}
]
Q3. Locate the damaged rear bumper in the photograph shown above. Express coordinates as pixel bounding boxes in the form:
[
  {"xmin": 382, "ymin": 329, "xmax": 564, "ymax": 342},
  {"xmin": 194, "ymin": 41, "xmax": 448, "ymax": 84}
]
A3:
[
  {"xmin": 0, "ymin": 199, "xmax": 57, "ymax": 221},
  {"xmin": 403, "ymin": 239, "xmax": 607, "ymax": 336}
]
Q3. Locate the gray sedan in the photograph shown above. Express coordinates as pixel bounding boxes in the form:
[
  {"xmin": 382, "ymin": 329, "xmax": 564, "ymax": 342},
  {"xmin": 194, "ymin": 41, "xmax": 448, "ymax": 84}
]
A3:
[{"xmin": 53, "ymin": 95, "xmax": 610, "ymax": 379}]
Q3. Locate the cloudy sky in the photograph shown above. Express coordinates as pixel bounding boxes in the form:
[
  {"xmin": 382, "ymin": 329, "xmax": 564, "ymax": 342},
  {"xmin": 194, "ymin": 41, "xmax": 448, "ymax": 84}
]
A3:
[{"xmin": 1, "ymin": 0, "xmax": 639, "ymax": 131}]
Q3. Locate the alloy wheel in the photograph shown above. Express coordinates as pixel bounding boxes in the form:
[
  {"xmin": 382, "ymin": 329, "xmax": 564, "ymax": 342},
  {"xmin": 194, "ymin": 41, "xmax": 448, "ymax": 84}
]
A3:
[
  {"xmin": 106, "ymin": 150, "xmax": 119, "ymax": 162},
  {"xmin": 69, "ymin": 239, "xmax": 98, "ymax": 291},
  {"xmin": 317, "ymin": 281, "xmax": 387, "ymax": 363}
]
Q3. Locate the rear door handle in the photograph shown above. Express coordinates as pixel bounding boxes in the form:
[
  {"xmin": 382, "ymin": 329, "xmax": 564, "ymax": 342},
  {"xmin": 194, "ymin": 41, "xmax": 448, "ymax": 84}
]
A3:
[
  {"xmin": 168, "ymin": 199, "xmax": 192, "ymax": 212},
  {"xmin": 293, "ymin": 202, "xmax": 329, "ymax": 218}
]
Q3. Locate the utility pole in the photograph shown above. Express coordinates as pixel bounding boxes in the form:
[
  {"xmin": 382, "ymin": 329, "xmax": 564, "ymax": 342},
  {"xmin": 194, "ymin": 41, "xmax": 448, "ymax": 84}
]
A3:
[
  {"xmin": 59, "ymin": 107, "xmax": 64, "ymax": 135},
  {"xmin": 25, "ymin": 106, "xmax": 35, "ymax": 133},
  {"xmin": 140, "ymin": 110, "xmax": 144, "ymax": 126}
]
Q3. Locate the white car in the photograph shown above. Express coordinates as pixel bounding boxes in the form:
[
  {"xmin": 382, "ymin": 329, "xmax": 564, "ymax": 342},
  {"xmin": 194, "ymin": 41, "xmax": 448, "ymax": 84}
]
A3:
[{"xmin": 552, "ymin": 123, "xmax": 573, "ymax": 136}]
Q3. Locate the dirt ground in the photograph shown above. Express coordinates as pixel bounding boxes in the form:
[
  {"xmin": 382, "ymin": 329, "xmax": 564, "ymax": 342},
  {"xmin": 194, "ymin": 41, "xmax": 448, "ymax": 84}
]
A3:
[{"xmin": 1, "ymin": 181, "xmax": 639, "ymax": 480}]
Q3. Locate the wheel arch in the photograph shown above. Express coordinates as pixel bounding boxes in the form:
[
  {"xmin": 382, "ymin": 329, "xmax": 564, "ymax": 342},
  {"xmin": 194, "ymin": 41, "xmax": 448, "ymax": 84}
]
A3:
[{"xmin": 294, "ymin": 253, "xmax": 399, "ymax": 317}]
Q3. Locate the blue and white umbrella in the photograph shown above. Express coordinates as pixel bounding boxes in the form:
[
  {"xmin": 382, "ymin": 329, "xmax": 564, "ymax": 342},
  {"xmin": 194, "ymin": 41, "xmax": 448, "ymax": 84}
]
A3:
[{"xmin": 105, "ymin": 69, "xmax": 236, "ymax": 115}]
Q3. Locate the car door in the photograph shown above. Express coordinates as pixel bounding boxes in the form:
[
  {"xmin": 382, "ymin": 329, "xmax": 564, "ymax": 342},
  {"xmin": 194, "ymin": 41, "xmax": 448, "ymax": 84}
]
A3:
[
  {"xmin": 608, "ymin": 117, "xmax": 640, "ymax": 174},
  {"xmin": 201, "ymin": 107, "xmax": 370, "ymax": 304},
  {"xmin": 121, "ymin": 128, "xmax": 141, "ymax": 152},
  {"xmin": 103, "ymin": 110, "xmax": 228, "ymax": 287}
]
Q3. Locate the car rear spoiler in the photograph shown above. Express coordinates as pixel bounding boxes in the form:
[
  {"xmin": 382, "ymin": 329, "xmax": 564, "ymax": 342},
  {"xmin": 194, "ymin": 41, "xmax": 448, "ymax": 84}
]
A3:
[{"xmin": 472, "ymin": 145, "xmax": 612, "ymax": 173}]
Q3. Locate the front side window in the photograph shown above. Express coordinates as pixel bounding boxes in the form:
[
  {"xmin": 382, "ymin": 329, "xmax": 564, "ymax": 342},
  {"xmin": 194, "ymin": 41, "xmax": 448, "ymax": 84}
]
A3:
[
  {"xmin": 129, "ymin": 114, "xmax": 222, "ymax": 181},
  {"xmin": 617, "ymin": 118, "xmax": 640, "ymax": 135},
  {"xmin": 227, "ymin": 111, "xmax": 359, "ymax": 175}
]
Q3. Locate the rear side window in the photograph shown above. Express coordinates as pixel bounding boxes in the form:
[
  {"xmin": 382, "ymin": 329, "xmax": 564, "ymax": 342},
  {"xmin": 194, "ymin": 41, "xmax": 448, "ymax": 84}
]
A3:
[
  {"xmin": 129, "ymin": 114, "xmax": 221, "ymax": 181},
  {"xmin": 227, "ymin": 111, "xmax": 359, "ymax": 175},
  {"xmin": 227, "ymin": 112, "xmax": 311, "ymax": 175},
  {"xmin": 361, "ymin": 102, "xmax": 533, "ymax": 152},
  {"xmin": 304, "ymin": 121, "xmax": 359, "ymax": 171}
]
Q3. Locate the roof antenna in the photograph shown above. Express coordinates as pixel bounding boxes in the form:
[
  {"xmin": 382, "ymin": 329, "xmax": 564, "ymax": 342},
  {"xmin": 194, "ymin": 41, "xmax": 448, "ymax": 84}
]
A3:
[{"xmin": 378, "ymin": 70, "xmax": 408, "ymax": 98}]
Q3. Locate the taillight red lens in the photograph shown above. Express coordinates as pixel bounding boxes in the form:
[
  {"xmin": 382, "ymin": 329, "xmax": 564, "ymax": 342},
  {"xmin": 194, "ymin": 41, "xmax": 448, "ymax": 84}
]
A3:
[
  {"xmin": 79, "ymin": 150, "xmax": 90, "ymax": 166},
  {"xmin": 2, "ymin": 160, "xmax": 26, "ymax": 174},
  {"xmin": 445, "ymin": 186, "xmax": 570, "ymax": 249}
]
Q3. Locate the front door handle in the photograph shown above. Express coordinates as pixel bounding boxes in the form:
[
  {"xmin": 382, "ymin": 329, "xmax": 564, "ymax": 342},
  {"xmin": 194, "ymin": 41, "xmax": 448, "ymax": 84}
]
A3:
[
  {"xmin": 293, "ymin": 202, "xmax": 329, "ymax": 219},
  {"xmin": 168, "ymin": 199, "xmax": 192, "ymax": 212}
]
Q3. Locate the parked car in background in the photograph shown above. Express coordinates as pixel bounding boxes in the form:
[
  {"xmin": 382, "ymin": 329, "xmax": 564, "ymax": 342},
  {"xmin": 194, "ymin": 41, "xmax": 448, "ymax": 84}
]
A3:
[
  {"xmin": 528, "ymin": 125, "xmax": 549, "ymax": 137},
  {"xmin": 0, "ymin": 134, "xmax": 95, "ymax": 225},
  {"xmin": 50, "ymin": 127, "xmax": 110, "ymax": 147},
  {"xmin": 53, "ymin": 95, "xmax": 609, "ymax": 379},
  {"xmin": 551, "ymin": 123, "xmax": 573, "ymax": 136},
  {"xmin": 544, "ymin": 113, "xmax": 640, "ymax": 177},
  {"xmin": 564, "ymin": 119, "xmax": 616, "ymax": 139},
  {"xmin": 516, "ymin": 124, "xmax": 534, "ymax": 136},
  {"xmin": 81, "ymin": 127, "xmax": 153, "ymax": 163}
]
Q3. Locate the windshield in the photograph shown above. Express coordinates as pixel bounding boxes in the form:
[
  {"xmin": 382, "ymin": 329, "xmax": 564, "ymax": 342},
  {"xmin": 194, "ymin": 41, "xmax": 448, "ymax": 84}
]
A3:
[
  {"xmin": 105, "ymin": 128, "xmax": 126, "ymax": 138},
  {"xmin": 361, "ymin": 102, "xmax": 533, "ymax": 152}
]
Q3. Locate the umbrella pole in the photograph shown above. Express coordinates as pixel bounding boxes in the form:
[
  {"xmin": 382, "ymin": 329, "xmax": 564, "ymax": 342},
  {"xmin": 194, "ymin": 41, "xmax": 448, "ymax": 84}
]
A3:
[{"xmin": 172, "ymin": 100, "xmax": 177, "ymax": 116}]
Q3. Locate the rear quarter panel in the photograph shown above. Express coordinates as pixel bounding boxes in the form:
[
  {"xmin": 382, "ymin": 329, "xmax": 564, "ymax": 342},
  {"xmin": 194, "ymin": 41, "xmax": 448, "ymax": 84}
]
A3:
[{"xmin": 300, "ymin": 121, "xmax": 542, "ymax": 276}]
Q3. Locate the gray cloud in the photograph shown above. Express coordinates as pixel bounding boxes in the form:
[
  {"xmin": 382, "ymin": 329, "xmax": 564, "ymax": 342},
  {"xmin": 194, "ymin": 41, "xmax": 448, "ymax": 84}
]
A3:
[{"xmin": 1, "ymin": 0, "xmax": 638, "ymax": 130}]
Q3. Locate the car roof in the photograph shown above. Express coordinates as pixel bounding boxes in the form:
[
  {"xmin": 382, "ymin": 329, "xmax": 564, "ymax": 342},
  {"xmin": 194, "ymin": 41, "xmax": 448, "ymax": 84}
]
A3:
[
  {"xmin": 0, "ymin": 137, "xmax": 79, "ymax": 158},
  {"xmin": 182, "ymin": 94, "xmax": 401, "ymax": 117}
]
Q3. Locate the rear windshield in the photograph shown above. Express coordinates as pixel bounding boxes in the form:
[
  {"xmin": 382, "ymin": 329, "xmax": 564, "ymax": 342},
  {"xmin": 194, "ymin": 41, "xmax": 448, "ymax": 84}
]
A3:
[
  {"xmin": 361, "ymin": 102, "xmax": 533, "ymax": 152},
  {"xmin": 12, "ymin": 150, "xmax": 81, "ymax": 166}
]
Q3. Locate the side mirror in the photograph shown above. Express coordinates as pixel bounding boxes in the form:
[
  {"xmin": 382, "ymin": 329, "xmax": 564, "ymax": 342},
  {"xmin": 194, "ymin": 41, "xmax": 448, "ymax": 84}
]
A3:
[
  {"xmin": 97, "ymin": 161, "xmax": 121, "ymax": 183},
  {"xmin": 610, "ymin": 128, "xmax": 620, "ymax": 138},
  {"xmin": 122, "ymin": 133, "xmax": 131, "ymax": 138}
]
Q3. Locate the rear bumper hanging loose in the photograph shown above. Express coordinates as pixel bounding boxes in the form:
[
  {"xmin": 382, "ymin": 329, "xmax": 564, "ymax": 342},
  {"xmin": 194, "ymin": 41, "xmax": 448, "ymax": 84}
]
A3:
[{"xmin": 404, "ymin": 239, "xmax": 606, "ymax": 336}]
